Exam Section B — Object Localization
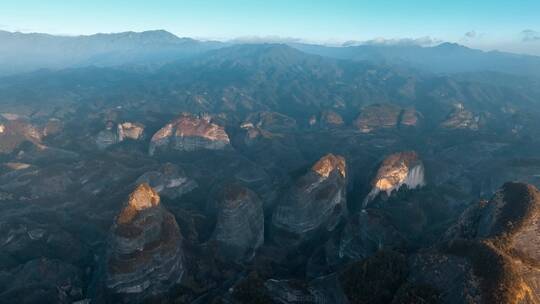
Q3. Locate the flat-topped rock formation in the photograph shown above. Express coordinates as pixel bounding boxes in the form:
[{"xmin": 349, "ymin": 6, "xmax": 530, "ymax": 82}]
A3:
[
  {"xmin": 211, "ymin": 184, "xmax": 264, "ymax": 261},
  {"xmin": 96, "ymin": 121, "xmax": 145, "ymax": 150},
  {"xmin": 354, "ymin": 104, "xmax": 420, "ymax": 133},
  {"xmin": 272, "ymin": 154, "xmax": 347, "ymax": 244},
  {"xmin": 364, "ymin": 151, "xmax": 425, "ymax": 207},
  {"xmin": 105, "ymin": 184, "xmax": 184, "ymax": 302},
  {"xmin": 149, "ymin": 113, "xmax": 230, "ymax": 155}
]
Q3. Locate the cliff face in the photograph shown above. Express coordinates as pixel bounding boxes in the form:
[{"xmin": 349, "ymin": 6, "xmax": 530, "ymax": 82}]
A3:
[
  {"xmin": 211, "ymin": 184, "xmax": 264, "ymax": 261},
  {"xmin": 96, "ymin": 121, "xmax": 145, "ymax": 149},
  {"xmin": 105, "ymin": 184, "xmax": 184, "ymax": 302},
  {"xmin": 117, "ymin": 122, "xmax": 145, "ymax": 141},
  {"xmin": 411, "ymin": 182, "xmax": 540, "ymax": 304},
  {"xmin": 354, "ymin": 104, "xmax": 419, "ymax": 133},
  {"xmin": 149, "ymin": 113, "xmax": 230, "ymax": 155},
  {"xmin": 364, "ymin": 151, "xmax": 425, "ymax": 207},
  {"xmin": 272, "ymin": 154, "xmax": 347, "ymax": 244}
]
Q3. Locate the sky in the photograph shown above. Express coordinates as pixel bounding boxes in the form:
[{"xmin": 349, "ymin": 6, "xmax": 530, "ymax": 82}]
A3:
[{"xmin": 1, "ymin": 0, "xmax": 540, "ymax": 55}]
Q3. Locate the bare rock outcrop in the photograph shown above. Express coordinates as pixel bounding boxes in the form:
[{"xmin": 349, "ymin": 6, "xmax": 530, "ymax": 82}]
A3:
[
  {"xmin": 272, "ymin": 154, "xmax": 347, "ymax": 244},
  {"xmin": 354, "ymin": 104, "xmax": 420, "ymax": 133},
  {"xmin": 364, "ymin": 151, "xmax": 425, "ymax": 207},
  {"xmin": 105, "ymin": 184, "xmax": 184, "ymax": 302},
  {"xmin": 96, "ymin": 121, "xmax": 145, "ymax": 150},
  {"xmin": 149, "ymin": 113, "xmax": 230, "ymax": 155},
  {"xmin": 211, "ymin": 184, "xmax": 264, "ymax": 261}
]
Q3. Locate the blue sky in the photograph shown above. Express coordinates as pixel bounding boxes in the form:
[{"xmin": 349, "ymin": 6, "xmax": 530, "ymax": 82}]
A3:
[{"xmin": 1, "ymin": 0, "xmax": 540, "ymax": 55}]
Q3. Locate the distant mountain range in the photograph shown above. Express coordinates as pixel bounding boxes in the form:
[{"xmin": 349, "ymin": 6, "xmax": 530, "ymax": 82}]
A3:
[
  {"xmin": 0, "ymin": 30, "xmax": 224, "ymax": 75},
  {"xmin": 1, "ymin": 29, "xmax": 540, "ymax": 78}
]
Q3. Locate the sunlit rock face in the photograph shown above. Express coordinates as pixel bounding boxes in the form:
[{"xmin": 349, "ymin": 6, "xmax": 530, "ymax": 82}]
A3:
[
  {"xmin": 211, "ymin": 184, "xmax": 264, "ymax": 261},
  {"xmin": 272, "ymin": 154, "xmax": 347, "ymax": 244},
  {"xmin": 0, "ymin": 115, "xmax": 42, "ymax": 154},
  {"xmin": 117, "ymin": 122, "xmax": 145, "ymax": 141},
  {"xmin": 149, "ymin": 113, "xmax": 230, "ymax": 155},
  {"xmin": 136, "ymin": 163, "xmax": 197, "ymax": 200},
  {"xmin": 96, "ymin": 121, "xmax": 145, "ymax": 150},
  {"xmin": 364, "ymin": 151, "xmax": 425, "ymax": 206},
  {"xmin": 354, "ymin": 104, "xmax": 419, "ymax": 133},
  {"xmin": 411, "ymin": 182, "xmax": 540, "ymax": 304},
  {"xmin": 105, "ymin": 184, "xmax": 184, "ymax": 302},
  {"xmin": 441, "ymin": 103, "xmax": 480, "ymax": 130}
]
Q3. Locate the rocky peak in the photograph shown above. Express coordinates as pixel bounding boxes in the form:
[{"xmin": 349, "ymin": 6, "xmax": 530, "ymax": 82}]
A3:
[
  {"xmin": 117, "ymin": 183, "xmax": 160, "ymax": 225},
  {"xmin": 478, "ymin": 183, "xmax": 539, "ymax": 234},
  {"xmin": 364, "ymin": 151, "xmax": 425, "ymax": 206},
  {"xmin": 272, "ymin": 154, "xmax": 347, "ymax": 244},
  {"xmin": 149, "ymin": 113, "xmax": 230, "ymax": 155},
  {"xmin": 312, "ymin": 153, "xmax": 346, "ymax": 178},
  {"xmin": 414, "ymin": 182, "xmax": 540, "ymax": 304},
  {"xmin": 211, "ymin": 184, "xmax": 264, "ymax": 260},
  {"xmin": 105, "ymin": 183, "xmax": 184, "ymax": 301}
]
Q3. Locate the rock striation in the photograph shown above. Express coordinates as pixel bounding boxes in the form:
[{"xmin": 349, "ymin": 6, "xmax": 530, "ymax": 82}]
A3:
[
  {"xmin": 272, "ymin": 154, "xmax": 347, "ymax": 244},
  {"xmin": 149, "ymin": 113, "xmax": 230, "ymax": 155},
  {"xmin": 364, "ymin": 151, "xmax": 425, "ymax": 207},
  {"xmin": 136, "ymin": 163, "xmax": 197, "ymax": 200},
  {"xmin": 105, "ymin": 183, "xmax": 184, "ymax": 301},
  {"xmin": 354, "ymin": 104, "xmax": 420, "ymax": 133},
  {"xmin": 211, "ymin": 184, "xmax": 264, "ymax": 261},
  {"xmin": 410, "ymin": 182, "xmax": 540, "ymax": 304}
]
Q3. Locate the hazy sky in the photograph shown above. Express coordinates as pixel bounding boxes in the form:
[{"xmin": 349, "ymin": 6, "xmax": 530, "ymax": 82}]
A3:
[{"xmin": 2, "ymin": 0, "xmax": 540, "ymax": 55}]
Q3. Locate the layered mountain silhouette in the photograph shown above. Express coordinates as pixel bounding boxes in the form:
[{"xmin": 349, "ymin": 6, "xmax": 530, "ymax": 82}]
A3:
[{"xmin": 1, "ymin": 29, "xmax": 540, "ymax": 304}]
